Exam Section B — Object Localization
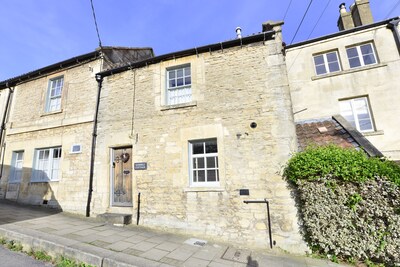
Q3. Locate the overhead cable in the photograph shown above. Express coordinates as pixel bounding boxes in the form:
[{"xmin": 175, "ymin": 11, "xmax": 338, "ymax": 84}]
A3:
[
  {"xmin": 90, "ymin": 0, "xmax": 103, "ymax": 48},
  {"xmin": 283, "ymin": 0, "xmax": 294, "ymax": 21},
  {"xmin": 307, "ymin": 0, "xmax": 332, "ymax": 40},
  {"xmin": 290, "ymin": 0, "xmax": 314, "ymax": 44},
  {"xmin": 385, "ymin": 0, "xmax": 400, "ymax": 19}
]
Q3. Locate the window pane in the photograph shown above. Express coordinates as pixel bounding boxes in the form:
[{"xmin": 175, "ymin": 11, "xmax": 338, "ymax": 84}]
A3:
[
  {"xmin": 328, "ymin": 62, "xmax": 340, "ymax": 72},
  {"xmin": 198, "ymin": 170, "xmax": 205, "ymax": 182},
  {"xmin": 184, "ymin": 67, "xmax": 191, "ymax": 76},
  {"xmin": 177, "ymin": 78, "xmax": 184, "ymax": 87},
  {"xmin": 359, "ymin": 119, "xmax": 372, "ymax": 131},
  {"xmin": 193, "ymin": 171, "xmax": 197, "ymax": 182},
  {"xmin": 197, "ymin": 157, "xmax": 205, "ymax": 168},
  {"xmin": 316, "ymin": 65, "xmax": 327, "ymax": 75},
  {"xmin": 184, "ymin": 77, "xmax": 191, "ymax": 85},
  {"xmin": 205, "ymin": 140, "xmax": 218, "ymax": 153},
  {"xmin": 346, "ymin": 47, "xmax": 358, "ymax": 58},
  {"xmin": 169, "ymin": 70, "xmax": 175, "ymax": 79},
  {"xmin": 326, "ymin": 52, "xmax": 337, "ymax": 62},
  {"xmin": 192, "ymin": 142, "xmax": 204, "ymax": 154},
  {"xmin": 207, "ymin": 157, "xmax": 216, "ymax": 168},
  {"xmin": 313, "ymin": 55, "xmax": 324, "ymax": 65},
  {"xmin": 360, "ymin": 44, "xmax": 373, "ymax": 55},
  {"xmin": 169, "ymin": 79, "xmax": 176, "ymax": 88},
  {"xmin": 176, "ymin": 69, "xmax": 183, "ymax": 77},
  {"xmin": 349, "ymin": 58, "xmax": 361, "ymax": 68},
  {"xmin": 363, "ymin": 54, "xmax": 376, "ymax": 65},
  {"xmin": 193, "ymin": 158, "xmax": 197, "ymax": 169},
  {"xmin": 207, "ymin": 170, "xmax": 217, "ymax": 182}
]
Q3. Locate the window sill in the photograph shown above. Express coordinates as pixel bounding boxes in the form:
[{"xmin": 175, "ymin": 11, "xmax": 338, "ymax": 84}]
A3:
[
  {"xmin": 363, "ymin": 130, "xmax": 384, "ymax": 137},
  {"xmin": 30, "ymin": 180, "xmax": 60, "ymax": 184},
  {"xmin": 40, "ymin": 109, "xmax": 63, "ymax": 117},
  {"xmin": 183, "ymin": 187, "xmax": 225, "ymax": 193},
  {"xmin": 311, "ymin": 63, "xmax": 387, "ymax": 81},
  {"xmin": 161, "ymin": 101, "xmax": 197, "ymax": 111}
]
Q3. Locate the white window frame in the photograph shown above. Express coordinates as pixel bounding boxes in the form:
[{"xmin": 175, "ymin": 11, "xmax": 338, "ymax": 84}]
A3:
[
  {"xmin": 9, "ymin": 151, "xmax": 24, "ymax": 183},
  {"xmin": 31, "ymin": 147, "xmax": 62, "ymax": 182},
  {"xmin": 46, "ymin": 76, "xmax": 64, "ymax": 112},
  {"xmin": 313, "ymin": 51, "xmax": 341, "ymax": 75},
  {"xmin": 189, "ymin": 139, "xmax": 219, "ymax": 187},
  {"xmin": 166, "ymin": 65, "xmax": 192, "ymax": 105},
  {"xmin": 346, "ymin": 43, "xmax": 377, "ymax": 68},
  {"xmin": 70, "ymin": 144, "xmax": 82, "ymax": 154},
  {"xmin": 339, "ymin": 97, "xmax": 375, "ymax": 133}
]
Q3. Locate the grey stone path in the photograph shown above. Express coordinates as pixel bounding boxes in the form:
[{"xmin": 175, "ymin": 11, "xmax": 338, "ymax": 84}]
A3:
[{"xmin": 0, "ymin": 200, "xmax": 348, "ymax": 267}]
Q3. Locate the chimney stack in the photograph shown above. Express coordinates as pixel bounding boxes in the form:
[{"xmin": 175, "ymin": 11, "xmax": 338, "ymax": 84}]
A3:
[{"xmin": 337, "ymin": 0, "xmax": 374, "ymax": 31}]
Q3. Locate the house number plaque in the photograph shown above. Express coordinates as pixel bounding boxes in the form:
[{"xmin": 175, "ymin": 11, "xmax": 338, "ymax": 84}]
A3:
[{"xmin": 134, "ymin": 162, "xmax": 147, "ymax": 170}]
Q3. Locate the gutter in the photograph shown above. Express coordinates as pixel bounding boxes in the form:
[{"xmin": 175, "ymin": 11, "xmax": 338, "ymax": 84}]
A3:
[
  {"xmin": 387, "ymin": 18, "xmax": 400, "ymax": 56},
  {"xmin": 97, "ymin": 30, "xmax": 276, "ymax": 78},
  {"xmin": 86, "ymin": 74, "xmax": 103, "ymax": 217},
  {"xmin": 285, "ymin": 17, "xmax": 399, "ymax": 50},
  {"xmin": 0, "ymin": 85, "xmax": 14, "ymax": 179}
]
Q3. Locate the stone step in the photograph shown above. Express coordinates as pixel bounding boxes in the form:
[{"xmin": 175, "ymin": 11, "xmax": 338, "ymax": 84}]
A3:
[{"xmin": 97, "ymin": 213, "xmax": 132, "ymax": 225}]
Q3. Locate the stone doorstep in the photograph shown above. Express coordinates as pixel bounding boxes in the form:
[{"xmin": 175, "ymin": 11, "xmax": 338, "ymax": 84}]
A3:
[{"xmin": 97, "ymin": 213, "xmax": 132, "ymax": 225}]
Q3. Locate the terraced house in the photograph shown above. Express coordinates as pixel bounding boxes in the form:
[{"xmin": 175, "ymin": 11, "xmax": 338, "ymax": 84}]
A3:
[
  {"xmin": 285, "ymin": 0, "xmax": 400, "ymax": 160},
  {"xmin": 90, "ymin": 21, "xmax": 307, "ymax": 253},
  {"xmin": 0, "ymin": 47, "xmax": 153, "ymax": 211}
]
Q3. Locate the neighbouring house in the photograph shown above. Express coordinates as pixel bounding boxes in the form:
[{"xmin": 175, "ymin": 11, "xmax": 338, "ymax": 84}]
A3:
[
  {"xmin": 285, "ymin": 0, "xmax": 400, "ymax": 160},
  {"xmin": 0, "ymin": 47, "xmax": 153, "ymax": 211},
  {"xmin": 89, "ymin": 21, "xmax": 308, "ymax": 253}
]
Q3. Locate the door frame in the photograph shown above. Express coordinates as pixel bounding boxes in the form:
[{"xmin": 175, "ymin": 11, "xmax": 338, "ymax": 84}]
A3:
[{"xmin": 110, "ymin": 146, "xmax": 133, "ymax": 207}]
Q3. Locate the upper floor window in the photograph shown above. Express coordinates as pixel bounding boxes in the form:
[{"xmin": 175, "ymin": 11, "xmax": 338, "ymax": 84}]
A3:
[
  {"xmin": 166, "ymin": 65, "xmax": 191, "ymax": 105},
  {"xmin": 9, "ymin": 151, "xmax": 24, "ymax": 183},
  {"xmin": 32, "ymin": 147, "xmax": 62, "ymax": 182},
  {"xmin": 339, "ymin": 96, "xmax": 374, "ymax": 132},
  {"xmin": 189, "ymin": 139, "xmax": 219, "ymax": 187},
  {"xmin": 313, "ymin": 51, "xmax": 341, "ymax": 75},
  {"xmin": 46, "ymin": 76, "xmax": 64, "ymax": 112},
  {"xmin": 346, "ymin": 43, "xmax": 377, "ymax": 68}
]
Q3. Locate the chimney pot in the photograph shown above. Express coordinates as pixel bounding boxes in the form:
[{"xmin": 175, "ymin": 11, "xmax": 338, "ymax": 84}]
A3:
[
  {"xmin": 235, "ymin": 27, "xmax": 242, "ymax": 39},
  {"xmin": 339, "ymin": 3, "xmax": 347, "ymax": 13}
]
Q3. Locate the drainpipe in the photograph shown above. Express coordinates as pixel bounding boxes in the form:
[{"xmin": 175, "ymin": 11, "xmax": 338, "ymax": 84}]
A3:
[
  {"xmin": 86, "ymin": 74, "xmax": 103, "ymax": 217},
  {"xmin": 0, "ymin": 85, "xmax": 14, "ymax": 179},
  {"xmin": 388, "ymin": 18, "xmax": 400, "ymax": 56}
]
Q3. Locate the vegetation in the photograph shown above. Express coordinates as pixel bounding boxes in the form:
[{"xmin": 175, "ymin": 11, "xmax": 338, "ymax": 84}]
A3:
[
  {"xmin": 0, "ymin": 237, "xmax": 94, "ymax": 267},
  {"xmin": 284, "ymin": 145, "xmax": 400, "ymax": 266}
]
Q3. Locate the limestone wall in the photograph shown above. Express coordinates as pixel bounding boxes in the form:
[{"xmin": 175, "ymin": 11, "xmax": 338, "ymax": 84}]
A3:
[
  {"xmin": 286, "ymin": 24, "xmax": 400, "ymax": 160},
  {"xmin": 0, "ymin": 59, "xmax": 102, "ymax": 212},
  {"xmin": 94, "ymin": 40, "xmax": 308, "ymax": 253}
]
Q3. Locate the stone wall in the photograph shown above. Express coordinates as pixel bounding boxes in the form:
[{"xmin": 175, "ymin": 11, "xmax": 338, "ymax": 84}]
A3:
[
  {"xmin": 94, "ymin": 38, "xmax": 308, "ymax": 253},
  {"xmin": 286, "ymin": 24, "xmax": 400, "ymax": 160},
  {"xmin": 0, "ymin": 59, "xmax": 102, "ymax": 212}
]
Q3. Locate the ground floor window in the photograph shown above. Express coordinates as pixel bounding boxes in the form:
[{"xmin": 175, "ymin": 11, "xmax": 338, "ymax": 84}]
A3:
[
  {"xmin": 189, "ymin": 139, "xmax": 219, "ymax": 186},
  {"xmin": 31, "ymin": 147, "xmax": 62, "ymax": 182},
  {"xmin": 9, "ymin": 151, "xmax": 24, "ymax": 183}
]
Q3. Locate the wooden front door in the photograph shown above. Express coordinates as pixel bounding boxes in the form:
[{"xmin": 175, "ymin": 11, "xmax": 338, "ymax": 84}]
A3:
[{"xmin": 111, "ymin": 147, "xmax": 133, "ymax": 206}]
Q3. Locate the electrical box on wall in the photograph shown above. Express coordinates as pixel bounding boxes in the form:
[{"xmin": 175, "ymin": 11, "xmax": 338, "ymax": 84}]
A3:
[{"xmin": 239, "ymin": 189, "xmax": 250, "ymax": 196}]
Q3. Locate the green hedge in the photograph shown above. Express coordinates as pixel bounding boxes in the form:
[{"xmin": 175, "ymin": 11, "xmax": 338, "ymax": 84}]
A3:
[{"xmin": 284, "ymin": 145, "xmax": 400, "ymax": 186}]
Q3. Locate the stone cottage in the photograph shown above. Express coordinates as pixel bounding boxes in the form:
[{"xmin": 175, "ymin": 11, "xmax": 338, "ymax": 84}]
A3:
[
  {"xmin": 0, "ymin": 47, "xmax": 153, "ymax": 211},
  {"xmin": 90, "ymin": 21, "xmax": 307, "ymax": 253}
]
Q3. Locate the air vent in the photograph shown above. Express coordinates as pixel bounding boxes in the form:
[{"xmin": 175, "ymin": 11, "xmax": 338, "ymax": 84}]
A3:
[{"xmin": 70, "ymin": 144, "xmax": 82, "ymax": 154}]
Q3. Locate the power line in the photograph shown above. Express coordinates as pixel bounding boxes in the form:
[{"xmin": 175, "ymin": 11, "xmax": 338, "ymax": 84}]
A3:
[
  {"xmin": 385, "ymin": 0, "xmax": 400, "ymax": 19},
  {"xmin": 283, "ymin": 0, "xmax": 294, "ymax": 21},
  {"xmin": 290, "ymin": 0, "xmax": 314, "ymax": 45},
  {"xmin": 307, "ymin": 0, "xmax": 332, "ymax": 40},
  {"xmin": 90, "ymin": 0, "xmax": 103, "ymax": 48}
]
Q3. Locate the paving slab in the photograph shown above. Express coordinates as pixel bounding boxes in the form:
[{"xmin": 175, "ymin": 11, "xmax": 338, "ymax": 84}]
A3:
[{"xmin": 0, "ymin": 200, "xmax": 350, "ymax": 267}]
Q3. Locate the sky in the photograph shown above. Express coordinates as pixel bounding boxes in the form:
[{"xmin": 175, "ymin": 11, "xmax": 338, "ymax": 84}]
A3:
[{"xmin": 0, "ymin": 0, "xmax": 399, "ymax": 81}]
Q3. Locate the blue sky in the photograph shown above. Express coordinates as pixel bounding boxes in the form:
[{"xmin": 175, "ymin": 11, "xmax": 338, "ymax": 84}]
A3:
[{"xmin": 0, "ymin": 0, "xmax": 398, "ymax": 81}]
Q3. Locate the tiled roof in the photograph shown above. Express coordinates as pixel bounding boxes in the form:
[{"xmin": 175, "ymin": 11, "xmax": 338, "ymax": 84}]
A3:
[
  {"xmin": 296, "ymin": 118, "xmax": 358, "ymax": 151},
  {"xmin": 296, "ymin": 115, "xmax": 383, "ymax": 158}
]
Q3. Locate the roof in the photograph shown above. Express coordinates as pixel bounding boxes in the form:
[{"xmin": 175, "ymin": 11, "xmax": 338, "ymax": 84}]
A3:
[
  {"xmin": 285, "ymin": 17, "xmax": 399, "ymax": 50},
  {"xmin": 97, "ymin": 30, "xmax": 276, "ymax": 78},
  {"xmin": 296, "ymin": 115, "xmax": 383, "ymax": 157},
  {"xmin": 0, "ymin": 46, "xmax": 154, "ymax": 90}
]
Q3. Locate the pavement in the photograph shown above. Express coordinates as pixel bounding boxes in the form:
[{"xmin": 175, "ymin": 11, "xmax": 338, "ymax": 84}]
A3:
[{"xmin": 0, "ymin": 200, "xmax": 348, "ymax": 267}]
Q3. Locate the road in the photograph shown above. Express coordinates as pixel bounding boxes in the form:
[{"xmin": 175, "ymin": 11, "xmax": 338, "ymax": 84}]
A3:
[{"xmin": 0, "ymin": 246, "xmax": 53, "ymax": 267}]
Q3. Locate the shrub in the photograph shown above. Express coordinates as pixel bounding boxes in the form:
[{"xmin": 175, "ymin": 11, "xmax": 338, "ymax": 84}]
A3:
[{"xmin": 284, "ymin": 145, "xmax": 400, "ymax": 186}]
